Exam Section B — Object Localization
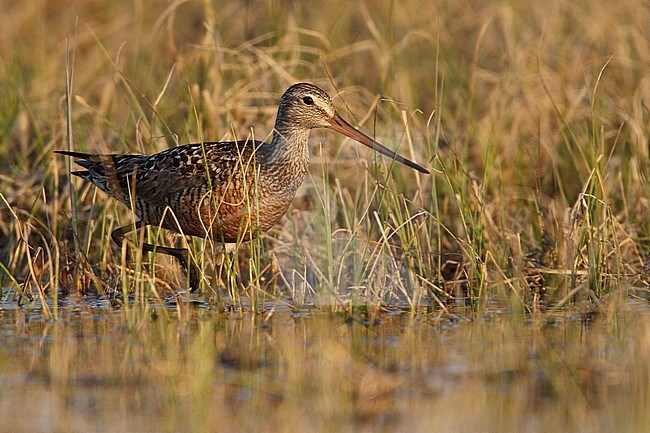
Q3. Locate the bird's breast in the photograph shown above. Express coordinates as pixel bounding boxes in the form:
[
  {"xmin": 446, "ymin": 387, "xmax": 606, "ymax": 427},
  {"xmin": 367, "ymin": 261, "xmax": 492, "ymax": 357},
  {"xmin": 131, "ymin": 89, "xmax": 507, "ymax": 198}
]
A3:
[{"xmin": 171, "ymin": 161, "xmax": 308, "ymax": 242}]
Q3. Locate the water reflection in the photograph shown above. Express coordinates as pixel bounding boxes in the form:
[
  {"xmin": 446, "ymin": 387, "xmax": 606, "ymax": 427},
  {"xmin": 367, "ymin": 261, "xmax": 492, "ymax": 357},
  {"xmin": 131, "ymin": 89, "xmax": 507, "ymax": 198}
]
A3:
[{"xmin": 0, "ymin": 297, "xmax": 648, "ymax": 433}]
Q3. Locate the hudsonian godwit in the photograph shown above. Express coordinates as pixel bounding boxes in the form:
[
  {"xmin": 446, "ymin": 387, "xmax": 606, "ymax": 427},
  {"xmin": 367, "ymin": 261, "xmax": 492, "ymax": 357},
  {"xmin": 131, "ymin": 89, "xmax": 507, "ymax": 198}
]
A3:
[{"xmin": 56, "ymin": 83, "xmax": 429, "ymax": 289}]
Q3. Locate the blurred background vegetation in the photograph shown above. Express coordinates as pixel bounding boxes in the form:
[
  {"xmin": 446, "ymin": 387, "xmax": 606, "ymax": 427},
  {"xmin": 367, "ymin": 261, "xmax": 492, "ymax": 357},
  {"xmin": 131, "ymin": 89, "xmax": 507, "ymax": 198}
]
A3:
[{"xmin": 0, "ymin": 0, "xmax": 648, "ymax": 310}]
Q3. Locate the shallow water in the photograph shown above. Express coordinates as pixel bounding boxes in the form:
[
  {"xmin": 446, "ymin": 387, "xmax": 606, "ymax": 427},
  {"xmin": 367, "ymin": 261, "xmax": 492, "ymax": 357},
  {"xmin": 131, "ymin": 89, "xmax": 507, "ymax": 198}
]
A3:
[{"xmin": 0, "ymin": 295, "xmax": 649, "ymax": 433}]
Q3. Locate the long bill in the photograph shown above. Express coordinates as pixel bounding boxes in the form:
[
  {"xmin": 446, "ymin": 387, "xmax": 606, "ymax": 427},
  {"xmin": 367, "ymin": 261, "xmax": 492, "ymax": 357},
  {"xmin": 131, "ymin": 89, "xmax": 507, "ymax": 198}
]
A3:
[{"xmin": 327, "ymin": 112, "xmax": 430, "ymax": 174}]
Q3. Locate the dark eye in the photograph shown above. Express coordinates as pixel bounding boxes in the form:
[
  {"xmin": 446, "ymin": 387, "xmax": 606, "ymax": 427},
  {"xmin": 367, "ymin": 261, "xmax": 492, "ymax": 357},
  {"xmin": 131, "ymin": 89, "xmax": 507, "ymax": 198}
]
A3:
[{"xmin": 302, "ymin": 96, "xmax": 314, "ymax": 105}]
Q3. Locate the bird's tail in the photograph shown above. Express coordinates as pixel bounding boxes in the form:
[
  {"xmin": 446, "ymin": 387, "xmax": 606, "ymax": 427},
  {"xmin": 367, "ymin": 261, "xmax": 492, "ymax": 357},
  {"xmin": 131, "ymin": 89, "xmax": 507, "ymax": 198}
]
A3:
[
  {"xmin": 54, "ymin": 150, "xmax": 114, "ymax": 194},
  {"xmin": 54, "ymin": 150, "xmax": 94, "ymax": 160}
]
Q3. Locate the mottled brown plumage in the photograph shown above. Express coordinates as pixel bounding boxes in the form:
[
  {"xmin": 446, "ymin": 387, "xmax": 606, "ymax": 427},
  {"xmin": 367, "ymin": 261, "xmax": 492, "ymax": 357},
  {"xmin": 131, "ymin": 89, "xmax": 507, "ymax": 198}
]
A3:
[{"xmin": 56, "ymin": 83, "xmax": 429, "ymax": 289}]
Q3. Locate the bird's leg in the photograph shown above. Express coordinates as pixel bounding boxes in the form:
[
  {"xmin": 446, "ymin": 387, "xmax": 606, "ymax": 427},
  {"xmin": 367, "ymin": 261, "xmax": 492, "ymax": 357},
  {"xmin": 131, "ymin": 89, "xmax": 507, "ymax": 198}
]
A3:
[
  {"xmin": 111, "ymin": 222, "xmax": 200, "ymax": 291},
  {"xmin": 111, "ymin": 220, "xmax": 143, "ymax": 246},
  {"xmin": 141, "ymin": 243, "xmax": 199, "ymax": 291}
]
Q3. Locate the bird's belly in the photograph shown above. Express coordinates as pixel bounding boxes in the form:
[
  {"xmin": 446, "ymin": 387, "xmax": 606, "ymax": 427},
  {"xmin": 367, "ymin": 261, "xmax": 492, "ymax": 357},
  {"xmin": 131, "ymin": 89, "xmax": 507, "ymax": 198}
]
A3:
[{"xmin": 165, "ymin": 190, "xmax": 295, "ymax": 242}]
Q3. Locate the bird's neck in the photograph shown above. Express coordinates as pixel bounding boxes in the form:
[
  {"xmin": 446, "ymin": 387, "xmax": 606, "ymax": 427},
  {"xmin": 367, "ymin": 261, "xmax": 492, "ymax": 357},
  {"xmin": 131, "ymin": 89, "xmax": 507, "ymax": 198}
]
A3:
[{"xmin": 269, "ymin": 119, "xmax": 311, "ymax": 168}]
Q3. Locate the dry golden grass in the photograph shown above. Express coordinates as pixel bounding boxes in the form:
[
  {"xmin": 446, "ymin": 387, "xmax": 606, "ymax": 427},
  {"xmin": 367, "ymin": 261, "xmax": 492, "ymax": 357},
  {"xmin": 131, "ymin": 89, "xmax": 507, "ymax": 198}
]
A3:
[
  {"xmin": 2, "ymin": 4, "xmax": 650, "ymax": 431},
  {"xmin": 0, "ymin": 0, "xmax": 648, "ymax": 313}
]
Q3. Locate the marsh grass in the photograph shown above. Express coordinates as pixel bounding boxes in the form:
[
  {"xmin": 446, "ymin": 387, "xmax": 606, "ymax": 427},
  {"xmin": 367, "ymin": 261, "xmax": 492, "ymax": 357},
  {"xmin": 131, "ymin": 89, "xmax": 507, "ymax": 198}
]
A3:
[
  {"xmin": 0, "ymin": 0, "xmax": 648, "ymax": 316},
  {"xmin": 1, "ymin": 4, "xmax": 649, "ymax": 431}
]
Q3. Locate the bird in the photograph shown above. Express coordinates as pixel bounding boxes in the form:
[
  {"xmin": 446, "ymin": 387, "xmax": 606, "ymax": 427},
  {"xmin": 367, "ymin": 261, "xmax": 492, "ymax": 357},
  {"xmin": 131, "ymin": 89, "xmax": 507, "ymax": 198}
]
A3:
[{"xmin": 56, "ymin": 83, "xmax": 429, "ymax": 290}]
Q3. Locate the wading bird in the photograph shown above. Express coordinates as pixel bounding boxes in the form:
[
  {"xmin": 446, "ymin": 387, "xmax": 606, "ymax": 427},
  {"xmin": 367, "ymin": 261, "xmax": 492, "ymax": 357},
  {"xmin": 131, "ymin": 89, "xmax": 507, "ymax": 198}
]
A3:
[{"xmin": 57, "ymin": 83, "xmax": 429, "ymax": 289}]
